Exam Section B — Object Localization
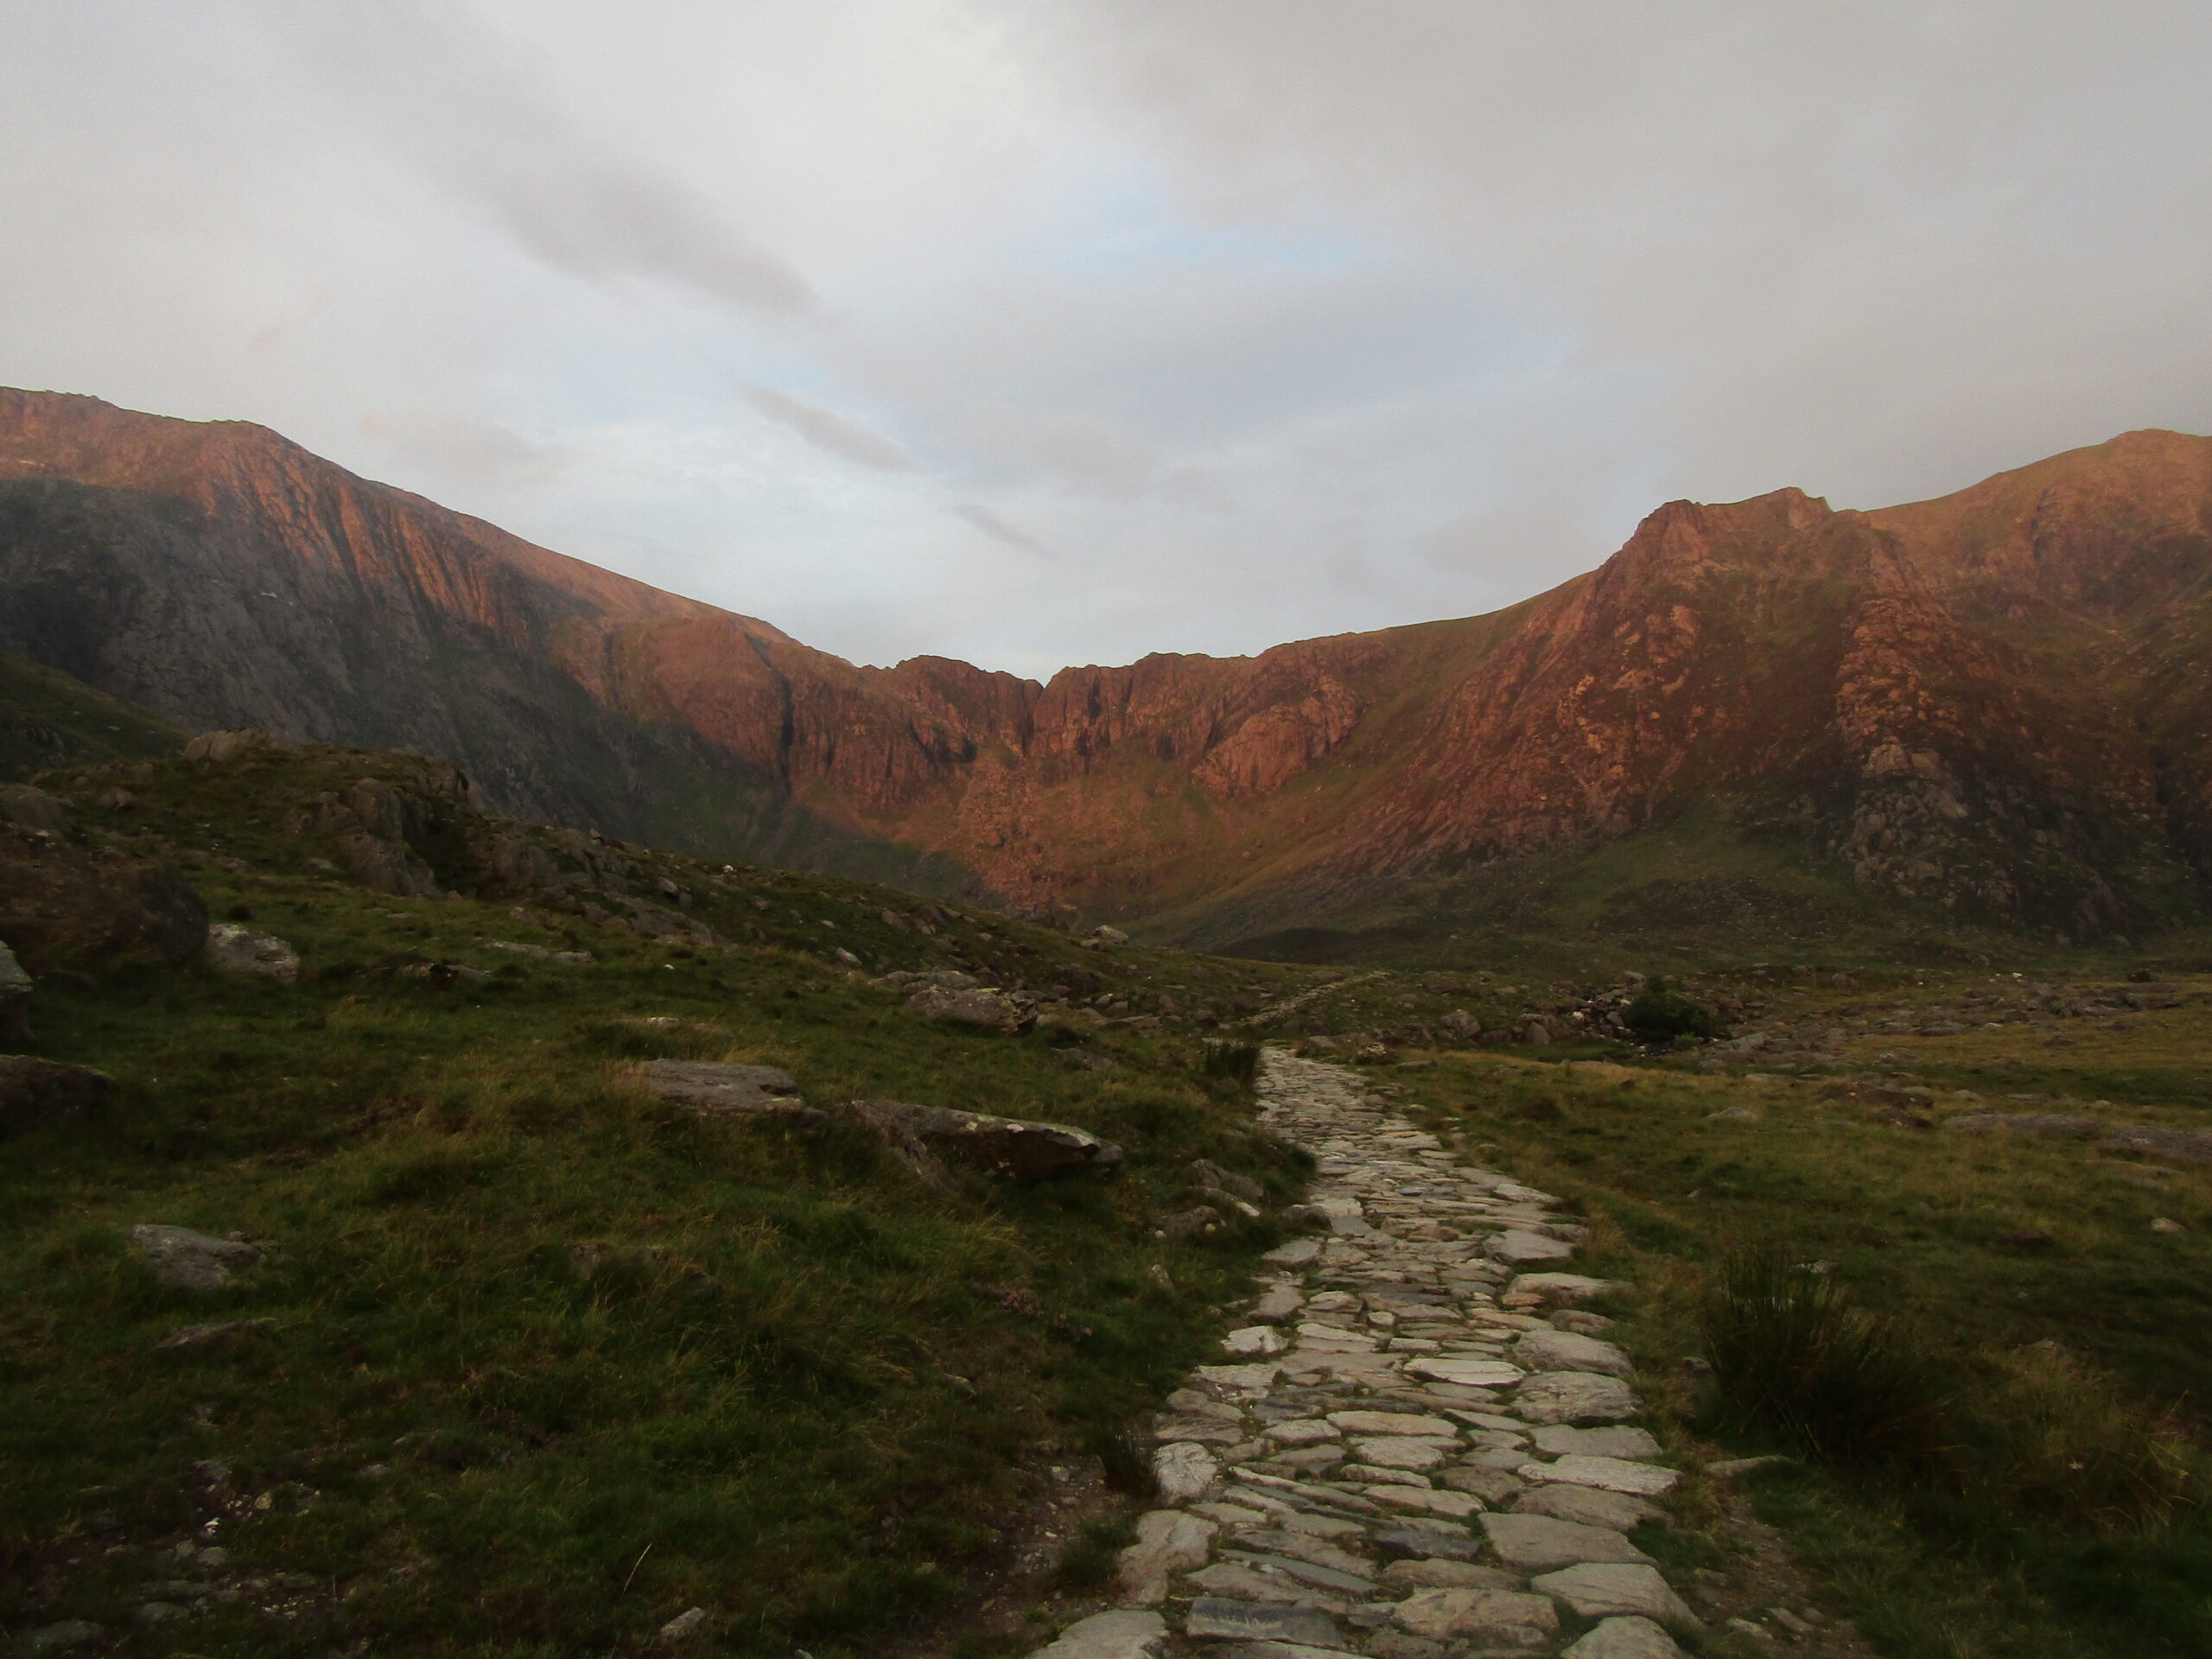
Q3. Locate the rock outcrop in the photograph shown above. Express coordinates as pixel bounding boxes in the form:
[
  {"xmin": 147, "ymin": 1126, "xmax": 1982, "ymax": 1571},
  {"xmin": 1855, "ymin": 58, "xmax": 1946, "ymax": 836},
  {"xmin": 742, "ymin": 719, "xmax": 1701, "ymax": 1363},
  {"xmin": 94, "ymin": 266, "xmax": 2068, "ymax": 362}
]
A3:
[{"xmin": 5, "ymin": 388, "xmax": 2209, "ymax": 936}]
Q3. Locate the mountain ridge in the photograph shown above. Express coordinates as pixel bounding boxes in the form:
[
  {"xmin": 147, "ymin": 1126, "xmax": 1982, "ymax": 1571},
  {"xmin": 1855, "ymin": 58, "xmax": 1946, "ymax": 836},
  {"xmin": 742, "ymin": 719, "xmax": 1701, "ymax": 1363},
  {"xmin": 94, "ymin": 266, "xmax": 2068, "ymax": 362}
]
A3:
[{"xmin": 2, "ymin": 386, "xmax": 2207, "ymax": 940}]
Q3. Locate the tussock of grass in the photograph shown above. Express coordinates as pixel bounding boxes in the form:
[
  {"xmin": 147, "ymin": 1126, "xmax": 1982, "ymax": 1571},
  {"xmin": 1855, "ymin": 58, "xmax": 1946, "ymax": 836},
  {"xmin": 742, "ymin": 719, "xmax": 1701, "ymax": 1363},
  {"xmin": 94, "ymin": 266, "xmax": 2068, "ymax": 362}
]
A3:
[
  {"xmin": 1700, "ymin": 1238, "xmax": 1951, "ymax": 1469},
  {"xmin": 1200, "ymin": 1039, "xmax": 1262, "ymax": 1089}
]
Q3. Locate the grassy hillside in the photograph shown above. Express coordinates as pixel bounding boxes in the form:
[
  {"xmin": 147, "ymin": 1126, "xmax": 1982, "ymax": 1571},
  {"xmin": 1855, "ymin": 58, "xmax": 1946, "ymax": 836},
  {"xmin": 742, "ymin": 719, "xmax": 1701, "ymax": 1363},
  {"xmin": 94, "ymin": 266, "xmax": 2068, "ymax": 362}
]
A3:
[
  {"xmin": 0, "ymin": 742, "xmax": 1319, "ymax": 1656},
  {"xmin": 1179, "ymin": 801, "xmax": 2202, "ymax": 978},
  {"xmin": 0, "ymin": 649, "xmax": 184, "ymax": 780}
]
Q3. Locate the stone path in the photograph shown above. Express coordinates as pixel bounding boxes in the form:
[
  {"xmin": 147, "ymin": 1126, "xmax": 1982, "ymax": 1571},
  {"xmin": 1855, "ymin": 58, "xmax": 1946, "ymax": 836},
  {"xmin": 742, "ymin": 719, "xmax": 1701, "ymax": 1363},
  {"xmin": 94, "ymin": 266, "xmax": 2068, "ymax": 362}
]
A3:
[{"xmin": 1032, "ymin": 1050, "xmax": 1700, "ymax": 1659}]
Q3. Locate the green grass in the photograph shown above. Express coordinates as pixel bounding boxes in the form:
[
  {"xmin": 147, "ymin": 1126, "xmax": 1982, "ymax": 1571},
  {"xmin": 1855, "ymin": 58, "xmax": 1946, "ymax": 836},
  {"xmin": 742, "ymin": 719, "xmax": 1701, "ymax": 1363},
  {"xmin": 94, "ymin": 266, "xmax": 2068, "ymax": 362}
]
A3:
[
  {"xmin": 0, "ymin": 746, "xmax": 1322, "ymax": 1656},
  {"xmin": 0, "ymin": 648, "xmax": 184, "ymax": 779},
  {"xmin": 1389, "ymin": 1009, "xmax": 2212, "ymax": 1659}
]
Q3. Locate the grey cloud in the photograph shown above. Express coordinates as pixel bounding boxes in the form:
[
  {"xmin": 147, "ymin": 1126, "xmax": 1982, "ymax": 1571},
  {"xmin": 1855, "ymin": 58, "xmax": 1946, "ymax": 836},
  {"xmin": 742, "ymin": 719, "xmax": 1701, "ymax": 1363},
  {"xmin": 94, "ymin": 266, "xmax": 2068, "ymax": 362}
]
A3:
[
  {"xmin": 745, "ymin": 385, "xmax": 915, "ymax": 470},
  {"xmin": 293, "ymin": 7, "xmax": 811, "ymax": 315},
  {"xmin": 950, "ymin": 504, "xmax": 1053, "ymax": 558}
]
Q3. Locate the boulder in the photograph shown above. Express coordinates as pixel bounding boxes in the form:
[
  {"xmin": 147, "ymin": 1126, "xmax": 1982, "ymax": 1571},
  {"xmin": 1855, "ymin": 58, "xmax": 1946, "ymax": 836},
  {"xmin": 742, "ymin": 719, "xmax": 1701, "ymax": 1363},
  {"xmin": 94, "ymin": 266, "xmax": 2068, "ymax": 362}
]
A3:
[
  {"xmin": 0, "ymin": 785, "xmax": 71, "ymax": 836},
  {"xmin": 182, "ymin": 729, "xmax": 282, "ymax": 763},
  {"xmin": 128, "ymin": 1224, "xmax": 261, "ymax": 1293},
  {"xmin": 849, "ymin": 1098, "xmax": 1123, "ymax": 1181},
  {"xmin": 1514, "ymin": 1329, "xmax": 1635, "ymax": 1379},
  {"xmin": 201, "ymin": 924, "xmax": 300, "ymax": 982},
  {"xmin": 1512, "ymin": 1372, "xmax": 1642, "ymax": 1426},
  {"xmin": 0, "ymin": 1055, "xmax": 114, "ymax": 1134},
  {"xmin": 1440, "ymin": 1009, "xmax": 1483, "ymax": 1041},
  {"xmin": 636, "ymin": 1061, "xmax": 807, "ymax": 1116},
  {"xmin": 1089, "ymin": 925, "xmax": 1130, "ymax": 946},
  {"xmin": 0, "ymin": 836, "xmax": 207, "ymax": 969},
  {"xmin": 907, "ymin": 982, "xmax": 1034, "ymax": 1033},
  {"xmin": 339, "ymin": 832, "xmax": 443, "ymax": 900},
  {"xmin": 0, "ymin": 940, "xmax": 31, "ymax": 1042}
]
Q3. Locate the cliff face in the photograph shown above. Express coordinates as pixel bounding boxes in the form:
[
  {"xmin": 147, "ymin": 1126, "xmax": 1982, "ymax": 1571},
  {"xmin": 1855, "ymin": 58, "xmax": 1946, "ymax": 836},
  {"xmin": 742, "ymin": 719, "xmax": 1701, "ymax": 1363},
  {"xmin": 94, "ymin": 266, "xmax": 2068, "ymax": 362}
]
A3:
[{"xmin": 2, "ymin": 388, "xmax": 2207, "ymax": 937}]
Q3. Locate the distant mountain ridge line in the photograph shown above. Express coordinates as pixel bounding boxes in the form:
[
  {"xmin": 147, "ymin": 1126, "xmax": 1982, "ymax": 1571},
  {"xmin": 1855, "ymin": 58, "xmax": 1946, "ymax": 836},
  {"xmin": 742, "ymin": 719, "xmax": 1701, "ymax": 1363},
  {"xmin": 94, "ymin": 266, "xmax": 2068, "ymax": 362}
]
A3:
[{"xmin": 1, "ymin": 385, "xmax": 2208, "ymax": 938}]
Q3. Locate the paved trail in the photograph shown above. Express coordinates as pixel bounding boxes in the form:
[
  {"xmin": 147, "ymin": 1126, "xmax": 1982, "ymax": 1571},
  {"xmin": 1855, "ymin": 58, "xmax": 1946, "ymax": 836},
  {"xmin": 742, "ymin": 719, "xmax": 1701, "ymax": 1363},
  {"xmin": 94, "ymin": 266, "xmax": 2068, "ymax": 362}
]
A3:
[{"xmin": 1030, "ymin": 1049, "xmax": 1701, "ymax": 1659}]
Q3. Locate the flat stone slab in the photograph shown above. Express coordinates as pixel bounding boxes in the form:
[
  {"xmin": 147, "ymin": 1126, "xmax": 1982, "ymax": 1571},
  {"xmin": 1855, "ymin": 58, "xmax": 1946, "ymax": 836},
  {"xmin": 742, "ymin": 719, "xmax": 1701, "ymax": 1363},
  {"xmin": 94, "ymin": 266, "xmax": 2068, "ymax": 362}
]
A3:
[
  {"xmin": 1371, "ymin": 1523, "xmax": 1478, "ymax": 1561},
  {"xmin": 1529, "ymin": 1563, "xmax": 1697, "ymax": 1625},
  {"xmin": 1185, "ymin": 1599, "xmax": 1346, "ymax": 1649},
  {"xmin": 1479, "ymin": 1512, "xmax": 1651, "ymax": 1570},
  {"xmin": 1506, "ymin": 1273, "xmax": 1629, "ymax": 1307},
  {"xmin": 1366, "ymin": 1485, "xmax": 1484, "ymax": 1520},
  {"xmin": 1523, "ymin": 1455, "xmax": 1680, "ymax": 1497},
  {"xmin": 1263, "ymin": 1238, "xmax": 1324, "ymax": 1266},
  {"xmin": 1513, "ymin": 1372, "xmax": 1641, "ymax": 1426},
  {"xmin": 1329, "ymin": 1410, "xmax": 1459, "ymax": 1438},
  {"xmin": 1198, "ymin": 1363, "xmax": 1283, "ymax": 1398},
  {"xmin": 1393, "ymin": 1587, "xmax": 1560, "ymax": 1646},
  {"xmin": 1530, "ymin": 1426, "xmax": 1662, "ymax": 1460},
  {"xmin": 1351, "ymin": 1436, "xmax": 1452, "ymax": 1471},
  {"xmin": 1117, "ymin": 1510, "xmax": 1216, "ymax": 1604},
  {"xmin": 1486, "ymin": 1230, "xmax": 1576, "ymax": 1265},
  {"xmin": 637, "ymin": 1061, "xmax": 805, "ymax": 1116},
  {"xmin": 1514, "ymin": 1329, "xmax": 1634, "ymax": 1379},
  {"xmin": 128, "ymin": 1225, "xmax": 261, "ymax": 1294},
  {"xmin": 1563, "ymin": 1617, "xmax": 1687, "ymax": 1659},
  {"xmin": 1406, "ymin": 1356, "xmax": 1526, "ymax": 1389},
  {"xmin": 1185, "ymin": 1562, "xmax": 1310, "ymax": 1603},
  {"xmin": 1266, "ymin": 1420, "xmax": 1343, "ymax": 1446},
  {"xmin": 1512, "ymin": 1484, "xmax": 1669, "ymax": 1532},
  {"xmin": 1251, "ymin": 1286, "xmax": 1306, "ymax": 1322},
  {"xmin": 1382, "ymin": 1559, "xmax": 1519, "ymax": 1591},
  {"xmin": 1225, "ymin": 1325, "xmax": 1289, "ymax": 1357},
  {"xmin": 1154, "ymin": 1442, "xmax": 1218, "ymax": 1501},
  {"xmin": 1023, "ymin": 1610, "xmax": 1170, "ymax": 1659}
]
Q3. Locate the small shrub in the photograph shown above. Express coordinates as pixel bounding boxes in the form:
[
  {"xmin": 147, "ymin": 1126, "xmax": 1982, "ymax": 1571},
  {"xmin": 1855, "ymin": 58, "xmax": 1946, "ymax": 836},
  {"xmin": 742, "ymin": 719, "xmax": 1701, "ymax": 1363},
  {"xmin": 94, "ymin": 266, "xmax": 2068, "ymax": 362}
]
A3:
[
  {"xmin": 1699, "ymin": 1237, "xmax": 1950, "ymax": 1468},
  {"xmin": 1200, "ymin": 1039, "xmax": 1262, "ymax": 1089},
  {"xmin": 1624, "ymin": 976, "xmax": 1723, "ymax": 1043}
]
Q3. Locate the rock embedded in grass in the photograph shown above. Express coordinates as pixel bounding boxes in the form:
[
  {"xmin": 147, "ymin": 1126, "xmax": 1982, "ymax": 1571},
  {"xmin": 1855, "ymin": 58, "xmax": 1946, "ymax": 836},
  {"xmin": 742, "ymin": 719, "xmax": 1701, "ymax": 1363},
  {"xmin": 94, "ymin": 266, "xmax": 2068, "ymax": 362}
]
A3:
[
  {"xmin": 128, "ymin": 1224, "xmax": 262, "ymax": 1293},
  {"xmin": 201, "ymin": 923, "xmax": 299, "ymax": 982},
  {"xmin": 906, "ymin": 981, "xmax": 1034, "ymax": 1033},
  {"xmin": 0, "ymin": 1054, "xmax": 112, "ymax": 1133},
  {"xmin": 636, "ymin": 1060, "xmax": 807, "ymax": 1117}
]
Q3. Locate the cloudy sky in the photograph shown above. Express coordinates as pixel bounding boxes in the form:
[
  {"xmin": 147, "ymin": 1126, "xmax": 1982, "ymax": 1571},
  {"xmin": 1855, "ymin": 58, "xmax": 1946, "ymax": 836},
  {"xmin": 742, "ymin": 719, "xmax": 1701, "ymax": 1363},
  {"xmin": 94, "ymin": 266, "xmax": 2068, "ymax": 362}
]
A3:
[{"xmin": 4, "ymin": 3, "xmax": 2209, "ymax": 678}]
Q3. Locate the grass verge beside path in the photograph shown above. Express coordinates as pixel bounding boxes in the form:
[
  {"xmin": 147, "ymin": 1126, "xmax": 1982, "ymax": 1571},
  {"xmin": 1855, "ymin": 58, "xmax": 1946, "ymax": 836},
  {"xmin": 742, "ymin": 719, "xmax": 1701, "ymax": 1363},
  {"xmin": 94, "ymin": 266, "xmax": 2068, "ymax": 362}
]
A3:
[
  {"xmin": 1390, "ymin": 1046, "xmax": 2212, "ymax": 1659},
  {"xmin": 0, "ymin": 750, "xmax": 1319, "ymax": 1657}
]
